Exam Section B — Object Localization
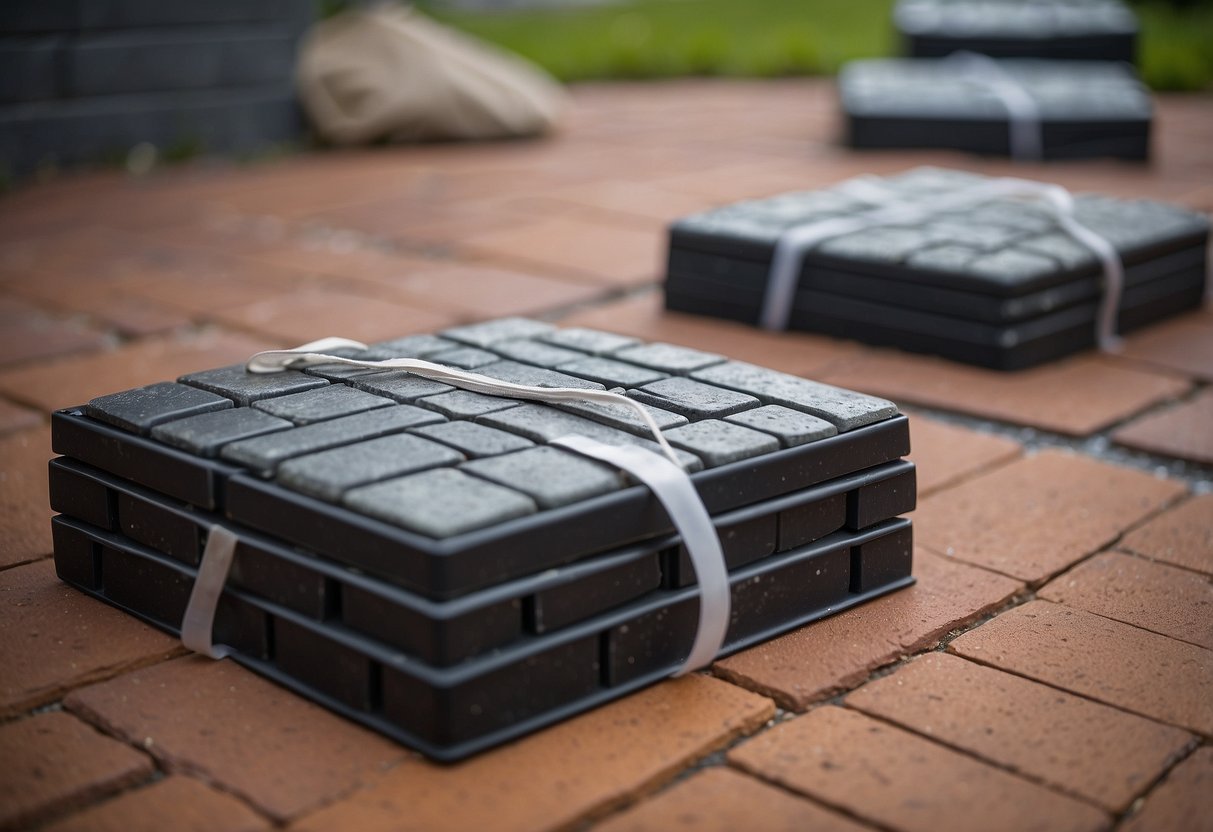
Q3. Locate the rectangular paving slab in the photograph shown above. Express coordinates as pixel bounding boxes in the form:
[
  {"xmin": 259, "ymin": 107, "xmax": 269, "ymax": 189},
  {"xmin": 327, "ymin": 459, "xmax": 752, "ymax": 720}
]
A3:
[
  {"xmin": 251, "ymin": 385, "xmax": 393, "ymax": 425},
  {"xmin": 86, "ymin": 382, "xmax": 232, "ymax": 435},
  {"xmin": 278, "ymin": 434, "xmax": 465, "ymax": 501}
]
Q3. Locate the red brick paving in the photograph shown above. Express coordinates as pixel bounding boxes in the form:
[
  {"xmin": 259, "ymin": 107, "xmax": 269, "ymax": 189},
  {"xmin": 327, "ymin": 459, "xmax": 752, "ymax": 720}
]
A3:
[
  {"xmin": 1112, "ymin": 388, "xmax": 1213, "ymax": 465},
  {"xmin": 0, "ymin": 79, "xmax": 1210, "ymax": 829},
  {"xmin": 1121, "ymin": 747, "xmax": 1213, "ymax": 832},
  {"xmin": 291, "ymin": 676, "xmax": 774, "ymax": 832},
  {"xmin": 1120, "ymin": 494, "xmax": 1213, "ymax": 575},
  {"xmin": 0, "ymin": 710, "xmax": 154, "ymax": 830},
  {"xmin": 950, "ymin": 601, "xmax": 1213, "ymax": 737},
  {"xmin": 0, "ymin": 560, "xmax": 181, "ymax": 717},
  {"xmin": 1039, "ymin": 551, "xmax": 1213, "ymax": 649},
  {"xmin": 913, "ymin": 450, "xmax": 1187, "ymax": 584},
  {"xmin": 65, "ymin": 657, "xmax": 407, "ymax": 822},
  {"xmin": 729, "ymin": 705, "xmax": 1110, "ymax": 832},
  {"xmin": 845, "ymin": 653, "xmax": 1193, "ymax": 812}
]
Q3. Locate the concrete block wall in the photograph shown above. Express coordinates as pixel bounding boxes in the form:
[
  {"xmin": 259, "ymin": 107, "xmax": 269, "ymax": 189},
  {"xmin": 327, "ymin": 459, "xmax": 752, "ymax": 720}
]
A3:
[{"xmin": 0, "ymin": 0, "xmax": 316, "ymax": 178}]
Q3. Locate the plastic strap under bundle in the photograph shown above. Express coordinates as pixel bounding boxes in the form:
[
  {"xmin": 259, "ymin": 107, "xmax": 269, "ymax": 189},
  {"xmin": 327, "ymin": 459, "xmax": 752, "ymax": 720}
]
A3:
[
  {"xmin": 179, "ymin": 340, "xmax": 731, "ymax": 674},
  {"xmin": 945, "ymin": 51, "xmax": 1043, "ymax": 162},
  {"xmin": 761, "ymin": 175, "xmax": 1126, "ymax": 353}
]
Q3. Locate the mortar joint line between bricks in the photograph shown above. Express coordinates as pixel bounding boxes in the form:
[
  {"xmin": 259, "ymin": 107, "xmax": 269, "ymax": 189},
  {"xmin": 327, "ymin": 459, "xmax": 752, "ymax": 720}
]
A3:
[
  {"xmin": 908, "ymin": 398, "xmax": 1213, "ymax": 490},
  {"xmin": 1114, "ymin": 739, "xmax": 1211, "ymax": 830}
]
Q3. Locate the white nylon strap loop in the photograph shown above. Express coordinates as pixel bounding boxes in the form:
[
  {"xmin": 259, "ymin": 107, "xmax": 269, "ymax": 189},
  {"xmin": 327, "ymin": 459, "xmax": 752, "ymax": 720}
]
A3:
[
  {"xmin": 181, "ymin": 525, "xmax": 239, "ymax": 659},
  {"xmin": 946, "ymin": 51, "xmax": 1044, "ymax": 162},
  {"xmin": 553, "ymin": 435, "xmax": 729, "ymax": 675},
  {"xmin": 762, "ymin": 176, "xmax": 1126, "ymax": 353}
]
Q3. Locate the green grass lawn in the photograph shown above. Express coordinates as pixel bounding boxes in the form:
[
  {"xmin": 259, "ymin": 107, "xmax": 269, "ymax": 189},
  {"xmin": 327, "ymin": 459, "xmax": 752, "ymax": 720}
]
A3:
[{"xmin": 423, "ymin": 0, "xmax": 1213, "ymax": 91}]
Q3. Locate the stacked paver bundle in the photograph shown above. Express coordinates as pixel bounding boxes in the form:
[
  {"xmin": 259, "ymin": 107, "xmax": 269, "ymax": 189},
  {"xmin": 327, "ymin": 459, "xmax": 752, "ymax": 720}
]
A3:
[
  {"xmin": 839, "ymin": 58, "xmax": 1151, "ymax": 160},
  {"xmin": 664, "ymin": 168, "xmax": 1210, "ymax": 370},
  {"xmin": 894, "ymin": 0, "xmax": 1139, "ymax": 63},
  {"xmin": 49, "ymin": 317, "xmax": 916, "ymax": 761}
]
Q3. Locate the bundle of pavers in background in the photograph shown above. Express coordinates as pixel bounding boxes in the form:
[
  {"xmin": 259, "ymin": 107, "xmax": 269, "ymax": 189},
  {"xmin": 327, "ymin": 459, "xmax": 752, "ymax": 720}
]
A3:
[
  {"xmin": 839, "ymin": 58, "xmax": 1151, "ymax": 160},
  {"xmin": 50, "ymin": 317, "xmax": 916, "ymax": 761},
  {"xmin": 665, "ymin": 168, "xmax": 1210, "ymax": 370},
  {"xmin": 894, "ymin": 0, "xmax": 1139, "ymax": 63}
]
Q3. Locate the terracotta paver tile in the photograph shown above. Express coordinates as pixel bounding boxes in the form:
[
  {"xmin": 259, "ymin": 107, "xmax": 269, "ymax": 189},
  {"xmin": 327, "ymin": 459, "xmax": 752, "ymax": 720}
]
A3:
[
  {"xmin": 211, "ymin": 289, "xmax": 457, "ymax": 346},
  {"xmin": 818, "ymin": 352, "xmax": 1191, "ymax": 436},
  {"xmin": 1120, "ymin": 494, "xmax": 1213, "ymax": 575},
  {"xmin": 907, "ymin": 415, "xmax": 1021, "ymax": 496},
  {"xmin": 387, "ymin": 263, "xmax": 605, "ymax": 319},
  {"xmin": 0, "ymin": 397, "xmax": 41, "ymax": 435},
  {"xmin": 461, "ymin": 216, "xmax": 664, "ymax": 287},
  {"xmin": 109, "ymin": 264, "xmax": 306, "ymax": 318},
  {"xmin": 0, "ymin": 297, "xmax": 109, "ymax": 369},
  {"xmin": 914, "ymin": 450, "xmax": 1187, "ymax": 584},
  {"xmin": 949, "ymin": 600, "xmax": 1213, "ymax": 737},
  {"xmin": 290, "ymin": 675, "xmax": 774, "ymax": 832},
  {"xmin": 558, "ymin": 292, "xmax": 860, "ymax": 376},
  {"xmin": 1121, "ymin": 747, "xmax": 1213, "ymax": 832},
  {"xmin": 1, "ymin": 560, "xmax": 180, "ymax": 716},
  {"xmin": 41, "ymin": 776, "xmax": 269, "ymax": 832},
  {"xmin": 1112, "ymin": 389, "xmax": 1213, "ymax": 465},
  {"xmin": 1039, "ymin": 551, "xmax": 1213, "ymax": 649},
  {"xmin": 728, "ymin": 705, "xmax": 1109, "ymax": 832},
  {"xmin": 8, "ymin": 268, "xmax": 194, "ymax": 337},
  {"xmin": 0, "ymin": 710, "xmax": 154, "ymax": 831},
  {"xmin": 0, "ymin": 427, "xmax": 53, "ymax": 568},
  {"xmin": 534, "ymin": 179, "xmax": 715, "ymax": 225},
  {"xmin": 845, "ymin": 653, "xmax": 1193, "ymax": 812},
  {"xmin": 713, "ymin": 550, "xmax": 1022, "ymax": 710},
  {"xmin": 1115, "ymin": 310, "xmax": 1213, "ymax": 382},
  {"xmin": 243, "ymin": 242, "xmax": 438, "ymax": 285},
  {"xmin": 65, "ymin": 657, "xmax": 408, "ymax": 822},
  {"xmin": 0, "ymin": 329, "xmax": 275, "ymax": 413},
  {"xmin": 593, "ymin": 767, "xmax": 870, "ymax": 832}
]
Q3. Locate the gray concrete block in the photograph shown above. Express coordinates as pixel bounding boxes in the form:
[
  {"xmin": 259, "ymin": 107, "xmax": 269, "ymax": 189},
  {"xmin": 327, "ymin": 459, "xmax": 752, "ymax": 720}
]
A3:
[
  {"xmin": 428, "ymin": 347, "xmax": 500, "ymax": 369},
  {"xmin": 418, "ymin": 390, "xmax": 522, "ymax": 419},
  {"xmin": 463, "ymin": 446, "xmax": 624, "ymax": 509},
  {"xmin": 491, "ymin": 339, "xmax": 585, "ymax": 369},
  {"xmin": 251, "ymin": 385, "xmax": 393, "ymax": 425},
  {"xmin": 613, "ymin": 342, "xmax": 725, "ymax": 374},
  {"xmin": 724, "ymin": 405, "xmax": 838, "ymax": 448},
  {"xmin": 555, "ymin": 356, "xmax": 668, "ymax": 388},
  {"xmin": 344, "ymin": 468, "xmax": 536, "ymax": 538},
  {"xmin": 278, "ymin": 434, "xmax": 464, "ymax": 502},
  {"xmin": 476, "ymin": 360, "xmax": 605, "ymax": 391},
  {"xmin": 151, "ymin": 406, "xmax": 292, "ymax": 458},
  {"xmin": 539, "ymin": 327, "xmax": 639, "ymax": 355},
  {"xmin": 691, "ymin": 361, "xmax": 898, "ymax": 431},
  {"xmin": 86, "ymin": 381, "xmax": 231, "ymax": 435},
  {"xmin": 347, "ymin": 371, "xmax": 455, "ymax": 403},
  {"xmin": 367, "ymin": 334, "xmax": 460, "ymax": 359},
  {"xmin": 179, "ymin": 363, "xmax": 326, "ymax": 406},
  {"xmin": 554, "ymin": 395, "xmax": 688, "ymax": 436},
  {"xmin": 412, "ymin": 421, "xmax": 534, "ymax": 458},
  {"xmin": 628, "ymin": 377, "xmax": 760, "ymax": 420},
  {"xmin": 662, "ymin": 420, "xmax": 781, "ymax": 467},
  {"xmin": 442, "ymin": 317, "xmax": 556, "ymax": 348}
]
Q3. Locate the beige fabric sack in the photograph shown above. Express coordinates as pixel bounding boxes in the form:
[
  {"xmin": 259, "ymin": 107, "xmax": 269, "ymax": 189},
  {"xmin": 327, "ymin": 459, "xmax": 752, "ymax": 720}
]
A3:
[{"xmin": 297, "ymin": 3, "xmax": 566, "ymax": 144}]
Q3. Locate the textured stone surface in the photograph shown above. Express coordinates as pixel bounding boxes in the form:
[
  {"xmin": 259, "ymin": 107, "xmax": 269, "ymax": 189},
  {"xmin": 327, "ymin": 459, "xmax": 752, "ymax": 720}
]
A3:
[
  {"xmin": 1120, "ymin": 494, "xmax": 1213, "ymax": 575},
  {"xmin": 344, "ymin": 468, "xmax": 536, "ymax": 538},
  {"xmin": 714, "ymin": 551, "xmax": 1023, "ymax": 710},
  {"xmin": 180, "ymin": 364, "xmax": 327, "ymax": 406},
  {"xmin": 628, "ymin": 376, "xmax": 760, "ymax": 419},
  {"xmin": 476, "ymin": 360, "xmax": 605, "ymax": 391},
  {"xmin": 724, "ymin": 404, "xmax": 837, "ymax": 447},
  {"xmin": 1121, "ymin": 747, "xmax": 1213, "ymax": 832},
  {"xmin": 614, "ymin": 342, "xmax": 725, "ymax": 374},
  {"xmin": 291, "ymin": 676, "xmax": 774, "ymax": 832},
  {"xmin": 556, "ymin": 356, "xmax": 668, "ymax": 388},
  {"xmin": 907, "ymin": 415, "xmax": 1020, "ymax": 496},
  {"xmin": 151, "ymin": 407, "xmax": 292, "ymax": 457},
  {"xmin": 221, "ymin": 405, "xmax": 444, "ymax": 474},
  {"xmin": 491, "ymin": 339, "xmax": 585, "ymax": 369},
  {"xmin": 428, "ymin": 346, "xmax": 502, "ymax": 369},
  {"xmin": 729, "ymin": 706, "xmax": 1109, "ymax": 832},
  {"xmin": 914, "ymin": 450, "xmax": 1186, "ymax": 583},
  {"xmin": 463, "ymin": 446, "xmax": 624, "ymax": 509},
  {"xmin": 369, "ymin": 334, "xmax": 460, "ymax": 359},
  {"xmin": 278, "ymin": 434, "xmax": 464, "ymax": 501},
  {"xmin": 693, "ymin": 361, "xmax": 898, "ymax": 431},
  {"xmin": 64, "ymin": 657, "xmax": 406, "ymax": 822},
  {"xmin": 348, "ymin": 370, "xmax": 455, "ymax": 402},
  {"xmin": 594, "ymin": 767, "xmax": 868, "ymax": 832},
  {"xmin": 1039, "ymin": 551, "xmax": 1213, "ymax": 649},
  {"xmin": 950, "ymin": 600, "xmax": 1213, "ymax": 736},
  {"xmin": 662, "ymin": 420, "xmax": 780, "ymax": 467},
  {"xmin": 1, "ymin": 560, "xmax": 180, "ymax": 717},
  {"xmin": 412, "ymin": 420, "xmax": 535, "ymax": 458},
  {"xmin": 85, "ymin": 382, "xmax": 232, "ymax": 435},
  {"xmin": 0, "ymin": 711, "xmax": 154, "ymax": 831},
  {"xmin": 846, "ymin": 653, "xmax": 1193, "ymax": 812},
  {"xmin": 539, "ymin": 326, "xmax": 640, "ymax": 356},
  {"xmin": 554, "ymin": 396, "xmax": 688, "ymax": 436},
  {"xmin": 442, "ymin": 317, "xmax": 556, "ymax": 348},
  {"xmin": 41, "ymin": 776, "xmax": 269, "ymax": 832},
  {"xmin": 251, "ymin": 385, "xmax": 392, "ymax": 425},
  {"xmin": 1112, "ymin": 388, "xmax": 1213, "ymax": 464}
]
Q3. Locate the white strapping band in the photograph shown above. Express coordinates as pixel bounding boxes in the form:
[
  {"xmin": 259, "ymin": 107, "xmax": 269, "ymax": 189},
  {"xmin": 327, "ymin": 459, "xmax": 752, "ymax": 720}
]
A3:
[
  {"xmin": 180, "ymin": 340, "xmax": 732, "ymax": 674},
  {"xmin": 946, "ymin": 51, "xmax": 1043, "ymax": 162},
  {"xmin": 761, "ymin": 175, "xmax": 1126, "ymax": 353}
]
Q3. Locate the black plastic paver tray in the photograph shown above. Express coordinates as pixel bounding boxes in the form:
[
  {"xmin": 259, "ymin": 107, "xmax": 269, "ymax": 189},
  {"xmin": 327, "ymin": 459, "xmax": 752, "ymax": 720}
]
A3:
[
  {"xmin": 894, "ymin": 0, "xmax": 1138, "ymax": 63},
  {"xmin": 838, "ymin": 59, "xmax": 1151, "ymax": 160},
  {"xmin": 665, "ymin": 168, "xmax": 1209, "ymax": 369}
]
